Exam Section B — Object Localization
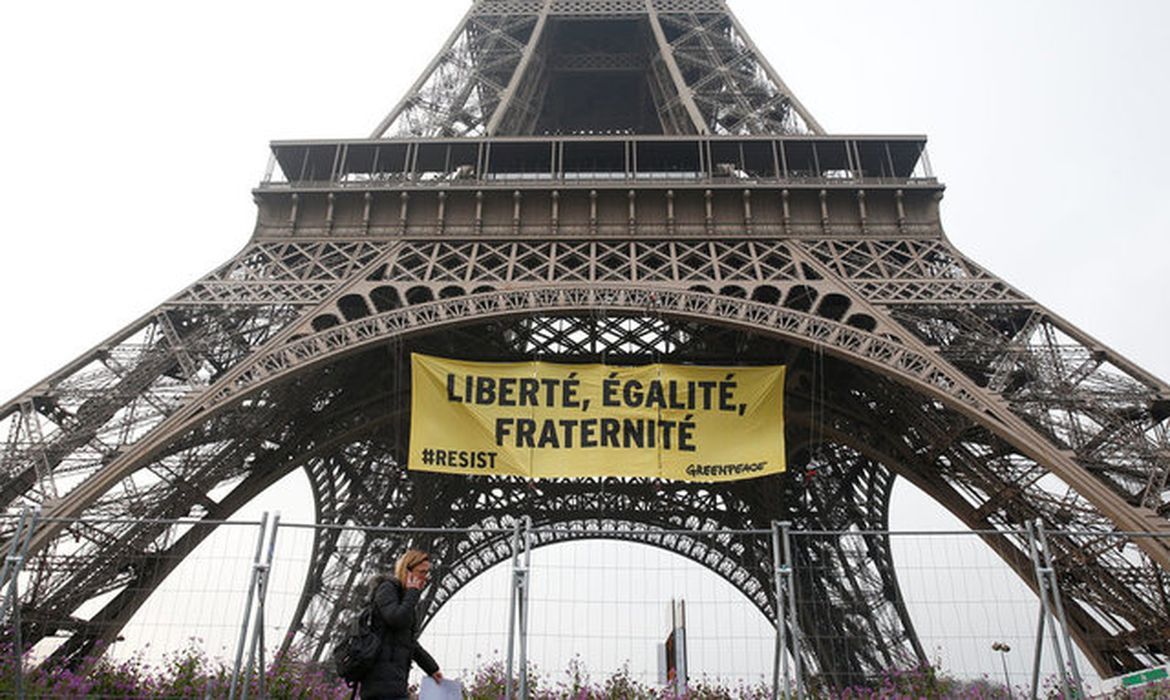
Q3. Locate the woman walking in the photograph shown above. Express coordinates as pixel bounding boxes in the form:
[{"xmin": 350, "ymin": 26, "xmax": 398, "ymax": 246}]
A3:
[{"xmin": 360, "ymin": 549, "xmax": 443, "ymax": 700}]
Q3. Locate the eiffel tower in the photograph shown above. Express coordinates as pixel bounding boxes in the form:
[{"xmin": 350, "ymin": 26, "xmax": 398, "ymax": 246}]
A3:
[{"xmin": 3, "ymin": 0, "xmax": 1169, "ymax": 684}]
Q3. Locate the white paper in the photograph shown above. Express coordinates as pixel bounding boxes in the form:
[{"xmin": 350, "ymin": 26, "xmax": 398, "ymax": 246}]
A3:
[{"xmin": 419, "ymin": 676, "xmax": 464, "ymax": 700}]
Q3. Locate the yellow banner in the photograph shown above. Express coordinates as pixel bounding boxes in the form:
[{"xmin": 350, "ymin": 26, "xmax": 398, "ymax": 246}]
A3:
[{"xmin": 409, "ymin": 354, "xmax": 785, "ymax": 483}]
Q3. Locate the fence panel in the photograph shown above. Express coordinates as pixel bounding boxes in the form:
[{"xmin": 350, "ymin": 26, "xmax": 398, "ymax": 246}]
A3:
[
  {"xmin": 515, "ymin": 530, "xmax": 776, "ymax": 689},
  {"xmin": 1041, "ymin": 529, "xmax": 1170, "ymax": 697},
  {"xmin": 890, "ymin": 531, "xmax": 1055, "ymax": 689},
  {"xmin": 1, "ymin": 517, "xmax": 279, "ymax": 698},
  {"xmin": 5, "ymin": 514, "xmax": 1170, "ymax": 698},
  {"xmin": 47, "ymin": 519, "xmax": 266, "ymax": 662},
  {"xmin": 789, "ymin": 528, "xmax": 1112, "ymax": 697}
]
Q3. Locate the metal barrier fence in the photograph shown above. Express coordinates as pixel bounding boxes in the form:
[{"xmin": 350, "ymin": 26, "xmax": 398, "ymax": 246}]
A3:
[{"xmin": 1, "ymin": 508, "xmax": 1168, "ymax": 699}]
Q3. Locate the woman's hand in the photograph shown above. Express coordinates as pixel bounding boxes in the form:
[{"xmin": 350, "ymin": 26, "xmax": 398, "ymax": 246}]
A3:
[
  {"xmin": 432, "ymin": 671, "xmax": 444, "ymax": 682},
  {"xmin": 405, "ymin": 571, "xmax": 426, "ymax": 589}
]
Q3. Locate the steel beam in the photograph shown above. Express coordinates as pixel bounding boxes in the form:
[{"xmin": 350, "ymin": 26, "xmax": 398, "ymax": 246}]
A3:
[
  {"xmin": 486, "ymin": 0, "xmax": 554, "ymax": 136},
  {"xmin": 644, "ymin": 0, "xmax": 709, "ymax": 135}
]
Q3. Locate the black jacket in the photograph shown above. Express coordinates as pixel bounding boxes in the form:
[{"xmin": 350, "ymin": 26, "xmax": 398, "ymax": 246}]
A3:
[{"xmin": 359, "ymin": 578, "xmax": 439, "ymax": 700}]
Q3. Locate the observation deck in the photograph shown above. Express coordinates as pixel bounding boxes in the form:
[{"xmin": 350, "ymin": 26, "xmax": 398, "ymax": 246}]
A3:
[
  {"xmin": 259, "ymin": 135, "xmax": 937, "ymax": 192},
  {"xmin": 252, "ymin": 135, "xmax": 942, "ymax": 240}
]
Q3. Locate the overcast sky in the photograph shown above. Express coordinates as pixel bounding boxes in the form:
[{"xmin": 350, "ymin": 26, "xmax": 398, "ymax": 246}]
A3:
[
  {"xmin": 2, "ymin": 0, "xmax": 1168, "ymax": 496},
  {"xmin": 1, "ymin": 1, "xmax": 1167, "ymax": 402}
]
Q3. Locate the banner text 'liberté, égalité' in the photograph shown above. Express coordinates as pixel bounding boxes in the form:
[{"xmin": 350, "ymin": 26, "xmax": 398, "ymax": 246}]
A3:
[{"xmin": 408, "ymin": 354, "xmax": 785, "ymax": 482}]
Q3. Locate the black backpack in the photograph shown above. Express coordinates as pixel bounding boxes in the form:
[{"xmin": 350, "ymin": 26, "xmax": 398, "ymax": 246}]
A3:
[{"xmin": 332, "ymin": 587, "xmax": 383, "ymax": 685}]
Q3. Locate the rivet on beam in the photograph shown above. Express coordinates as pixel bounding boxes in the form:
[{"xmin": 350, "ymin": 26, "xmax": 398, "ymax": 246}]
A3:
[
  {"xmin": 856, "ymin": 190, "xmax": 868, "ymax": 234},
  {"xmin": 289, "ymin": 193, "xmax": 300, "ymax": 234},
  {"xmin": 704, "ymin": 189, "xmax": 714, "ymax": 235},
  {"xmin": 819, "ymin": 189, "xmax": 831, "ymax": 234},
  {"xmin": 666, "ymin": 190, "xmax": 676, "ymax": 235},
  {"xmin": 475, "ymin": 191, "xmax": 484, "ymax": 235},
  {"xmin": 551, "ymin": 190, "xmax": 560, "ymax": 235},
  {"xmin": 781, "ymin": 189, "xmax": 791, "ymax": 235},
  {"xmin": 399, "ymin": 191, "xmax": 410, "ymax": 235},
  {"xmin": 628, "ymin": 190, "xmax": 637, "ymax": 234},
  {"xmin": 742, "ymin": 189, "xmax": 753, "ymax": 235}
]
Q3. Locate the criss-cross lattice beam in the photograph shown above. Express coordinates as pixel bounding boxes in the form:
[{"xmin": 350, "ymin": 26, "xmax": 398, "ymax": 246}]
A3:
[
  {"xmin": 370, "ymin": 0, "xmax": 821, "ymax": 137},
  {"xmin": 0, "ymin": 241, "xmax": 389, "ymax": 516},
  {"xmin": 371, "ymin": 8, "xmax": 543, "ymax": 138},
  {"xmin": 656, "ymin": 10, "xmax": 821, "ymax": 135}
]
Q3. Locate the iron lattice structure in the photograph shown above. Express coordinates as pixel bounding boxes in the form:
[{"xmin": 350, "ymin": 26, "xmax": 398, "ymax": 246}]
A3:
[{"xmin": 3, "ymin": 0, "xmax": 1170, "ymax": 685}]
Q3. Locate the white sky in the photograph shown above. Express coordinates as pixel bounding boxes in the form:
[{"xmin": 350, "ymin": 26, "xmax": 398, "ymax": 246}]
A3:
[
  {"xmin": 4, "ymin": 1, "xmax": 1165, "ymax": 686},
  {"xmin": 1, "ymin": 0, "xmax": 1167, "ymax": 398}
]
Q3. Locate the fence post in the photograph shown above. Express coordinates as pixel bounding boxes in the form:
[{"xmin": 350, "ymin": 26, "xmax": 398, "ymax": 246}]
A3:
[
  {"xmin": 230, "ymin": 513, "xmax": 269, "ymax": 700},
  {"xmin": 674, "ymin": 599, "xmax": 689, "ymax": 696},
  {"xmin": 770, "ymin": 521, "xmax": 789, "ymax": 700},
  {"xmin": 1036, "ymin": 522, "xmax": 1084, "ymax": 696},
  {"xmin": 505, "ymin": 520, "xmax": 522, "ymax": 700},
  {"xmin": 1, "ymin": 506, "xmax": 37, "ymax": 619},
  {"xmin": 2, "ymin": 506, "xmax": 39, "ymax": 700},
  {"xmin": 781, "ymin": 522, "xmax": 804, "ymax": 700},
  {"xmin": 1026, "ymin": 520, "xmax": 1071, "ymax": 699},
  {"xmin": 518, "ymin": 516, "xmax": 533, "ymax": 700},
  {"xmin": 242, "ymin": 514, "xmax": 281, "ymax": 700},
  {"xmin": 1028, "ymin": 604, "xmax": 1045, "ymax": 700}
]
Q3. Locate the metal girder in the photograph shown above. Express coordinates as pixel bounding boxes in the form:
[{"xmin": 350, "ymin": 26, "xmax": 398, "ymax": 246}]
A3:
[
  {"xmin": 786, "ymin": 382, "xmax": 1168, "ymax": 674},
  {"xmin": 486, "ymin": 0, "xmax": 555, "ymax": 136},
  {"xmin": 644, "ymin": 0, "xmax": 709, "ymax": 135},
  {"xmin": 371, "ymin": 10, "xmax": 543, "ymax": 138},
  {"xmin": 654, "ymin": 10, "xmax": 818, "ymax": 135},
  {"xmin": 370, "ymin": 4, "xmax": 480, "ymax": 138},
  {"xmin": 475, "ymin": 0, "xmax": 728, "ymax": 16},
  {"xmin": 370, "ymin": 0, "xmax": 818, "ymax": 137},
  {"xmin": 723, "ymin": 7, "xmax": 824, "ymax": 135},
  {"xmin": 0, "ymin": 241, "xmax": 390, "ymax": 516},
  {"xmin": 9, "ymin": 233, "xmax": 1170, "ymax": 572}
]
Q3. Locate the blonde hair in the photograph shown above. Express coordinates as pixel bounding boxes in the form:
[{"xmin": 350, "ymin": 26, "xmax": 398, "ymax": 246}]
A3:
[{"xmin": 394, "ymin": 549, "xmax": 430, "ymax": 582}]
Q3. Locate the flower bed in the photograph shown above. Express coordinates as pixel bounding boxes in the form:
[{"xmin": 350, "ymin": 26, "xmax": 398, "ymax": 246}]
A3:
[{"xmin": 3, "ymin": 644, "xmax": 1168, "ymax": 699}]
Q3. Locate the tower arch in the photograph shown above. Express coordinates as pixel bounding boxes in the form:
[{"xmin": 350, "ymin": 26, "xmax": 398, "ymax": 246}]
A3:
[{"xmin": 10, "ymin": 302, "xmax": 1169, "ymax": 679}]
